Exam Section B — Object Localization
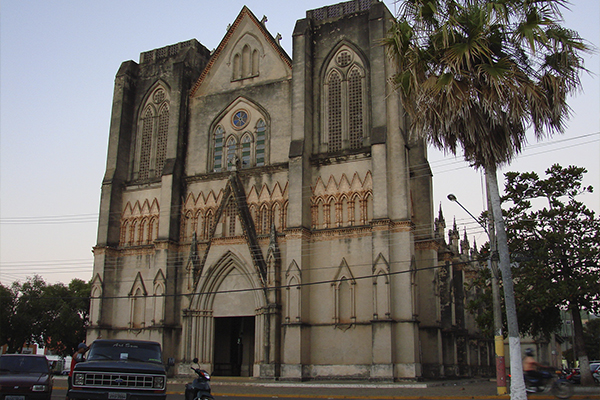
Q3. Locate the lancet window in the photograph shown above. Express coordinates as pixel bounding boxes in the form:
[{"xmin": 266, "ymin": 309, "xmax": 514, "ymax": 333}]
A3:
[
  {"xmin": 134, "ymin": 85, "xmax": 170, "ymax": 181},
  {"xmin": 232, "ymin": 44, "xmax": 260, "ymax": 81},
  {"xmin": 323, "ymin": 46, "xmax": 367, "ymax": 153}
]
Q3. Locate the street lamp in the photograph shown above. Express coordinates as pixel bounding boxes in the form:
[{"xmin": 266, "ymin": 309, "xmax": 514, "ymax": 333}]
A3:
[{"xmin": 447, "ymin": 194, "xmax": 507, "ymax": 395}]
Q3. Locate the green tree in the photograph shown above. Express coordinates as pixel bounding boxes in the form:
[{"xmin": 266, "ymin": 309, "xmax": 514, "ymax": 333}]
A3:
[
  {"xmin": 1, "ymin": 276, "xmax": 47, "ymax": 353},
  {"xmin": 0, "ymin": 283, "xmax": 17, "ymax": 350},
  {"xmin": 384, "ymin": 1, "xmax": 590, "ymax": 397},
  {"xmin": 503, "ymin": 164, "xmax": 600, "ymax": 385},
  {"xmin": 42, "ymin": 279, "xmax": 91, "ymax": 357},
  {"xmin": 0, "ymin": 276, "xmax": 91, "ymax": 356},
  {"xmin": 582, "ymin": 318, "xmax": 600, "ymax": 361}
]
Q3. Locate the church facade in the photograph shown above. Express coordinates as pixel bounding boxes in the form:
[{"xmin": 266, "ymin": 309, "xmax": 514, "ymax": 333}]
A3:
[{"xmin": 89, "ymin": 0, "xmax": 493, "ymax": 381}]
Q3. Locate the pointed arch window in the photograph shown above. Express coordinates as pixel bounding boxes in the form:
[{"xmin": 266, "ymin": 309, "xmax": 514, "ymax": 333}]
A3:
[
  {"xmin": 156, "ymin": 104, "xmax": 169, "ymax": 174},
  {"xmin": 255, "ymin": 119, "xmax": 266, "ymax": 166},
  {"xmin": 327, "ymin": 71, "xmax": 342, "ymax": 152},
  {"xmin": 210, "ymin": 102, "xmax": 269, "ymax": 172},
  {"xmin": 232, "ymin": 42, "xmax": 260, "ymax": 81},
  {"xmin": 226, "ymin": 136, "xmax": 238, "ymax": 170},
  {"xmin": 241, "ymin": 134, "xmax": 252, "ymax": 168},
  {"xmin": 213, "ymin": 126, "xmax": 224, "ymax": 171},
  {"xmin": 135, "ymin": 86, "xmax": 170, "ymax": 181},
  {"xmin": 348, "ymin": 68, "xmax": 363, "ymax": 149},
  {"xmin": 323, "ymin": 47, "xmax": 367, "ymax": 153}
]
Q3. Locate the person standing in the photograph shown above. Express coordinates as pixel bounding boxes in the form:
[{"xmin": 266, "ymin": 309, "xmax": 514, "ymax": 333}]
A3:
[{"xmin": 67, "ymin": 343, "xmax": 88, "ymax": 399}]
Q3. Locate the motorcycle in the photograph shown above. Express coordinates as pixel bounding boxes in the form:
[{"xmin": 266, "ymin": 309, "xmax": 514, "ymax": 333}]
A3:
[
  {"xmin": 184, "ymin": 358, "xmax": 214, "ymax": 400},
  {"xmin": 524, "ymin": 368, "xmax": 573, "ymax": 399}
]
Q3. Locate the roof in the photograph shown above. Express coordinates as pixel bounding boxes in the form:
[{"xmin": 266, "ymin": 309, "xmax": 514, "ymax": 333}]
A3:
[{"xmin": 190, "ymin": 6, "xmax": 292, "ymax": 97}]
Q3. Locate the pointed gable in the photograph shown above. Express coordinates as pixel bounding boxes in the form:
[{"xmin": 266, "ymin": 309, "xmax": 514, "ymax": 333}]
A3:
[{"xmin": 191, "ymin": 6, "xmax": 292, "ymax": 97}]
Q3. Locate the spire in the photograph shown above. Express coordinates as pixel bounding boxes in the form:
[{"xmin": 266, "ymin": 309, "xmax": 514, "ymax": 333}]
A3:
[
  {"xmin": 435, "ymin": 202, "xmax": 446, "ymax": 240},
  {"xmin": 460, "ymin": 227, "xmax": 470, "ymax": 255}
]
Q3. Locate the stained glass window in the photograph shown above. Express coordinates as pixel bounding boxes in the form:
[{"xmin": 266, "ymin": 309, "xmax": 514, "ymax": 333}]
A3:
[
  {"xmin": 242, "ymin": 134, "xmax": 252, "ymax": 168},
  {"xmin": 256, "ymin": 119, "xmax": 266, "ymax": 166},
  {"xmin": 232, "ymin": 110, "xmax": 248, "ymax": 129},
  {"xmin": 213, "ymin": 126, "xmax": 224, "ymax": 172},
  {"xmin": 226, "ymin": 136, "xmax": 237, "ymax": 170}
]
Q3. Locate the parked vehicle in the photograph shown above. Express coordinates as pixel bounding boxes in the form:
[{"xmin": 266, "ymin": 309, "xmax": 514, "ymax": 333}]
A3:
[
  {"xmin": 565, "ymin": 362, "xmax": 600, "ymax": 385},
  {"xmin": 68, "ymin": 339, "xmax": 171, "ymax": 400},
  {"xmin": 0, "ymin": 354, "xmax": 53, "ymax": 400},
  {"xmin": 184, "ymin": 358, "xmax": 213, "ymax": 400},
  {"xmin": 590, "ymin": 362, "xmax": 600, "ymax": 384},
  {"xmin": 525, "ymin": 368, "xmax": 573, "ymax": 399}
]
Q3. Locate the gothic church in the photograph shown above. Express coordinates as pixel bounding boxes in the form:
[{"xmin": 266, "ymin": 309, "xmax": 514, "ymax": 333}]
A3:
[{"xmin": 89, "ymin": 0, "xmax": 492, "ymax": 380}]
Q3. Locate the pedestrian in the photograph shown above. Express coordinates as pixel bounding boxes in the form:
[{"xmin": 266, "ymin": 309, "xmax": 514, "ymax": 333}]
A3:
[{"xmin": 67, "ymin": 343, "xmax": 88, "ymax": 400}]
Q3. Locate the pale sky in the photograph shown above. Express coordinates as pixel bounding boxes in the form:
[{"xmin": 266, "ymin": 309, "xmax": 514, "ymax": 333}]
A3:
[{"xmin": 1, "ymin": 0, "xmax": 598, "ymax": 286}]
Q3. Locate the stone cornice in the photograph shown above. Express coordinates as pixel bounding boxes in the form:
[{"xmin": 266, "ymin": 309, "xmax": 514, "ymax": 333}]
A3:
[{"xmin": 415, "ymin": 239, "xmax": 440, "ymax": 251}]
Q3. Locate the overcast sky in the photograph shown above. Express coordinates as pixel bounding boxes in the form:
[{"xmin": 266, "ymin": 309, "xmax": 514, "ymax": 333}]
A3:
[{"xmin": 1, "ymin": 0, "xmax": 598, "ymax": 286}]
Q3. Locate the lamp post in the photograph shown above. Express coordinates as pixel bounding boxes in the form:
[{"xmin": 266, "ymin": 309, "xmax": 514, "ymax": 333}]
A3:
[{"xmin": 447, "ymin": 194, "xmax": 507, "ymax": 395}]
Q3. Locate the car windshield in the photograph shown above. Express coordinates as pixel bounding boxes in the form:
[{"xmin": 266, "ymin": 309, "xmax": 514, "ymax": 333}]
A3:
[
  {"xmin": 87, "ymin": 342, "xmax": 162, "ymax": 364},
  {"xmin": 0, "ymin": 356, "xmax": 49, "ymax": 374}
]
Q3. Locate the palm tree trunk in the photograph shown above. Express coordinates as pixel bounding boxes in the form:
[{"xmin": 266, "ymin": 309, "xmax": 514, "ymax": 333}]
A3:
[{"xmin": 485, "ymin": 165, "xmax": 527, "ymax": 400}]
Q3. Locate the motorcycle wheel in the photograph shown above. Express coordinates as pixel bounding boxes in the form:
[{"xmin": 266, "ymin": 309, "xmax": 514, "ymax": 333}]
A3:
[{"xmin": 551, "ymin": 380, "xmax": 573, "ymax": 399}]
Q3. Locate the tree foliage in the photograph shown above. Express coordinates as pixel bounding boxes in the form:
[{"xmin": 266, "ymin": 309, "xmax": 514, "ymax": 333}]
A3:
[
  {"xmin": 582, "ymin": 318, "xmax": 600, "ymax": 361},
  {"xmin": 503, "ymin": 164, "xmax": 600, "ymax": 318},
  {"xmin": 383, "ymin": 0, "xmax": 591, "ymax": 170},
  {"xmin": 0, "ymin": 276, "xmax": 91, "ymax": 356},
  {"xmin": 384, "ymin": 1, "xmax": 591, "ymax": 394},
  {"xmin": 468, "ymin": 164, "xmax": 599, "ymax": 384}
]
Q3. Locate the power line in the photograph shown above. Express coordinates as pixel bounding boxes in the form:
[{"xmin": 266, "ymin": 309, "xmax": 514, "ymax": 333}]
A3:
[{"xmin": 1, "ymin": 131, "xmax": 597, "ymax": 225}]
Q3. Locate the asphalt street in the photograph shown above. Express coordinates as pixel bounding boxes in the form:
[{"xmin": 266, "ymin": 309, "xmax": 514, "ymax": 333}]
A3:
[{"xmin": 52, "ymin": 375, "xmax": 599, "ymax": 400}]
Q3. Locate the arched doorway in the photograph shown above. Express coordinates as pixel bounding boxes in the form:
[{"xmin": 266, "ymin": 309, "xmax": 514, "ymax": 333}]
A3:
[
  {"xmin": 213, "ymin": 316, "xmax": 255, "ymax": 376},
  {"xmin": 186, "ymin": 250, "xmax": 265, "ymax": 377}
]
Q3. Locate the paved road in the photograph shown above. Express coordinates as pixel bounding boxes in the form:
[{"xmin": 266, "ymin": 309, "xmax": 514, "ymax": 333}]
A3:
[{"xmin": 52, "ymin": 375, "xmax": 599, "ymax": 400}]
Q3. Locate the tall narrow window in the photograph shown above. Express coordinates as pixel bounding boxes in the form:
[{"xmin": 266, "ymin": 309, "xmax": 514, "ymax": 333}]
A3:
[
  {"xmin": 233, "ymin": 54, "xmax": 241, "ymax": 80},
  {"xmin": 328, "ymin": 72, "xmax": 342, "ymax": 152},
  {"xmin": 139, "ymin": 107, "xmax": 154, "ymax": 180},
  {"xmin": 252, "ymin": 49, "xmax": 259, "ymax": 76},
  {"xmin": 156, "ymin": 104, "xmax": 169, "ymax": 176},
  {"xmin": 226, "ymin": 202, "xmax": 236, "ymax": 236},
  {"xmin": 256, "ymin": 119, "xmax": 266, "ymax": 166},
  {"xmin": 226, "ymin": 136, "xmax": 237, "ymax": 170},
  {"xmin": 242, "ymin": 45, "xmax": 251, "ymax": 78},
  {"xmin": 241, "ymin": 134, "xmax": 252, "ymax": 168},
  {"xmin": 213, "ymin": 126, "xmax": 224, "ymax": 171},
  {"xmin": 348, "ymin": 68, "xmax": 363, "ymax": 149}
]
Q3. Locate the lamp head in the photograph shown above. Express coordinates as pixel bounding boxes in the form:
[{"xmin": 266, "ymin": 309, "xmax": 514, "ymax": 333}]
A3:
[{"xmin": 447, "ymin": 194, "xmax": 457, "ymax": 202}]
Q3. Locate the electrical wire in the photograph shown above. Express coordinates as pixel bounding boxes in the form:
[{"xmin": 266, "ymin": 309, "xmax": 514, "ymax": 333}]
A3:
[{"xmin": 1, "ymin": 131, "xmax": 597, "ymax": 284}]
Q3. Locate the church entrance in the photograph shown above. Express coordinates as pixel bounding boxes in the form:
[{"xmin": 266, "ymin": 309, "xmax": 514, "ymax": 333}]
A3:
[{"xmin": 212, "ymin": 316, "xmax": 255, "ymax": 377}]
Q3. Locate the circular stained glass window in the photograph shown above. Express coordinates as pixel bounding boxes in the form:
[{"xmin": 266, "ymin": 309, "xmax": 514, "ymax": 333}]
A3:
[{"xmin": 232, "ymin": 110, "xmax": 249, "ymax": 129}]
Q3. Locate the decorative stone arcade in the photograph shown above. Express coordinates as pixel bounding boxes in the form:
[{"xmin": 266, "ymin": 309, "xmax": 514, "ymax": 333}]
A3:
[{"xmin": 182, "ymin": 176, "xmax": 282, "ymax": 377}]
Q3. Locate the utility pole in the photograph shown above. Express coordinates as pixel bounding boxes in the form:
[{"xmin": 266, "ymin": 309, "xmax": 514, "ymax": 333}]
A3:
[{"xmin": 447, "ymin": 193, "xmax": 506, "ymax": 395}]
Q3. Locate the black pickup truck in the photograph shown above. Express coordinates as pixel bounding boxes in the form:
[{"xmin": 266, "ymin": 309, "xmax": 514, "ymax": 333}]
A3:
[{"xmin": 68, "ymin": 339, "xmax": 169, "ymax": 400}]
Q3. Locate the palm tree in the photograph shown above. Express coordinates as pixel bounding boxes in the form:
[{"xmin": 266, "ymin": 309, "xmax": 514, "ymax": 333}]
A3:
[{"xmin": 384, "ymin": 0, "xmax": 591, "ymax": 396}]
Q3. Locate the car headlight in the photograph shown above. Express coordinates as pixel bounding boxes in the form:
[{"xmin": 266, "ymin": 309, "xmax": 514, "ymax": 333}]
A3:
[
  {"xmin": 32, "ymin": 385, "xmax": 48, "ymax": 392},
  {"xmin": 74, "ymin": 373, "xmax": 85, "ymax": 385},
  {"xmin": 152, "ymin": 376, "xmax": 165, "ymax": 389}
]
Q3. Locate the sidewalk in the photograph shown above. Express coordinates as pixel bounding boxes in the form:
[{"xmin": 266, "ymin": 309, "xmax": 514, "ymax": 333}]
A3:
[{"xmin": 172, "ymin": 376, "xmax": 600, "ymax": 399}]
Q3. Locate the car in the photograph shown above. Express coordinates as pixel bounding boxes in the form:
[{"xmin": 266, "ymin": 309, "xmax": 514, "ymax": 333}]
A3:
[
  {"xmin": 0, "ymin": 354, "xmax": 53, "ymax": 400},
  {"xmin": 68, "ymin": 339, "xmax": 170, "ymax": 400},
  {"xmin": 590, "ymin": 362, "xmax": 600, "ymax": 384}
]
